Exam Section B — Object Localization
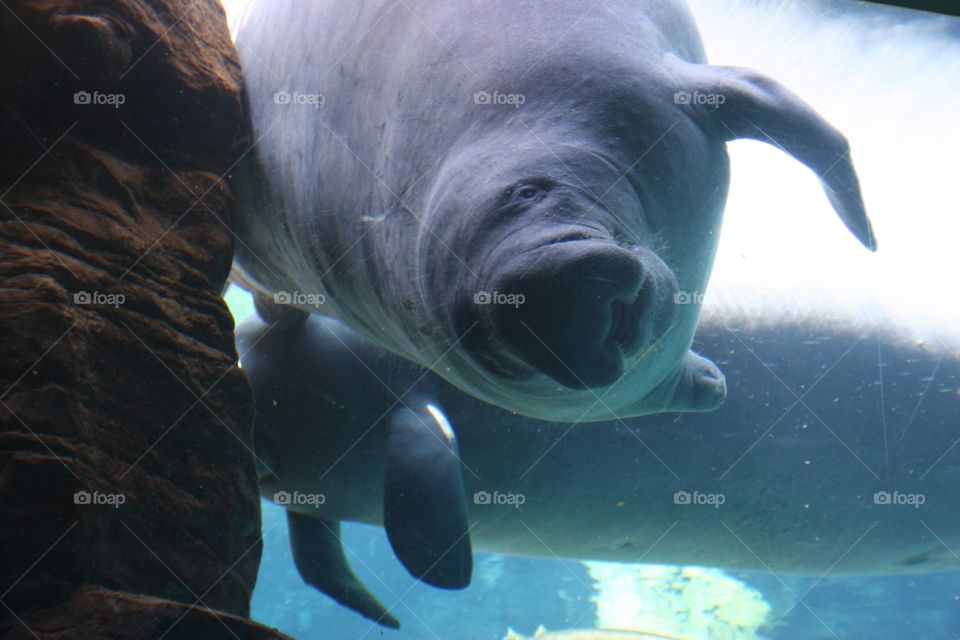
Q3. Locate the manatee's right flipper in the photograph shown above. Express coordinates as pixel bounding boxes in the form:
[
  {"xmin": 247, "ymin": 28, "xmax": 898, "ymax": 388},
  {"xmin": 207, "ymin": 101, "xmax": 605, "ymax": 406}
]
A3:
[
  {"xmin": 643, "ymin": 350, "xmax": 726, "ymax": 414},
  {"xmin": 286, "ymin": 510, "xmax": 400, "ymax": 629},
  {"xmin": 383, "ymin": 404, "xmax": 472, "ymax": 589}
]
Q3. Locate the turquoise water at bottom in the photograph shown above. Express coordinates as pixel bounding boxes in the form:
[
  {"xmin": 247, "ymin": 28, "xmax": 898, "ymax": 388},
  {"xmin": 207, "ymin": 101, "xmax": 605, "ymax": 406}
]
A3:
[{"xmin": 250, "ymin": 500, "xmax": 960, "ymax": 639}]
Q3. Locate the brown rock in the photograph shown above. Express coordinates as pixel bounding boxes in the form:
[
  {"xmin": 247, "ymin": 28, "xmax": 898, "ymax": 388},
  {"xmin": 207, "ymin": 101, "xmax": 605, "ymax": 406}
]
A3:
[
  {"xmin": 0, "ymin": 0, "xmax": 289, "ymax": 637},
  {"xmin": 0, "ymin": 0, "xmax": 244, "ymax": 168},
  {"xmin": 0, "ymin": 586, "xmax": 290, "ymax": 640}
]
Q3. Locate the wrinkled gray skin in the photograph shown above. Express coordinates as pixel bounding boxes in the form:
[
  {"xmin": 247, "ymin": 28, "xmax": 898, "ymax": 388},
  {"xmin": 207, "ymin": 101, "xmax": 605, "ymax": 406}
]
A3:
[
  {"xmin": 231, "ymin": 0, "xmax": 875, "ymax": 422},
  {"xmin": 238, "ymin": 310, "xmax": 960, "ymax": 624}
]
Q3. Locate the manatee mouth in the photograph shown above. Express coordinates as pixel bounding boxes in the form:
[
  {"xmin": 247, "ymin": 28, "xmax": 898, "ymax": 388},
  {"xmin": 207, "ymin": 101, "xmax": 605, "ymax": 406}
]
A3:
[
  {"xmin": 607, "ymin": 288, "xmax": 650, "ymax": 355},
  {"xmin": 461, "ymin": 238, "xmax": 676, "ymax": 389}
]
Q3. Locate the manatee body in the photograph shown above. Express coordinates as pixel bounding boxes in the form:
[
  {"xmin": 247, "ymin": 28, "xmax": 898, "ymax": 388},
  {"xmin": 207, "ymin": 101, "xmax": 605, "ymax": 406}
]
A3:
[
  {"xmin": 231, "ymin": 0, "xmax": 874, "ymax": 422},
  {"xmin": 238, "ymin": 304, "xmax": 960, "ymax": 626}
]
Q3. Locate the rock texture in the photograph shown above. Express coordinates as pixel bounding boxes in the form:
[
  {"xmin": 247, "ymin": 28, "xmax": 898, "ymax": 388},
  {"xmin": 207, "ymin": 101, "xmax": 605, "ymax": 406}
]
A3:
[
  {"xmin": 2, "ymin": 587, "xmax": 289, "ymax": 640},
  {"xmin": 0, "ymin": 1, "xmax": 288, "ymax": 637}
]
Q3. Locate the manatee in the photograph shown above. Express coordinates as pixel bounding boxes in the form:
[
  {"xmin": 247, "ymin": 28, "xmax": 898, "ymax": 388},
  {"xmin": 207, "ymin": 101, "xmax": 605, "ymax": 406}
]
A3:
[
  {"xmin": 240, "ymin": 307, "xmax": 470, "ymax": 630},
  {"xmin": 237, "ymin": 298, "xmax": 960, "ymax": 627},
  {"xmin": 230, "ymin": 0, "xmax": 875, "ymax": 423}
]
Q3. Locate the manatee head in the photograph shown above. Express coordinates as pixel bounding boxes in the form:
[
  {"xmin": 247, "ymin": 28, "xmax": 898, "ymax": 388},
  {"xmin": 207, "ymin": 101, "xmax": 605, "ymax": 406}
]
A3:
[{"xmin": 418, "ymin": 128, "xmax": 725, "ymax": 419}]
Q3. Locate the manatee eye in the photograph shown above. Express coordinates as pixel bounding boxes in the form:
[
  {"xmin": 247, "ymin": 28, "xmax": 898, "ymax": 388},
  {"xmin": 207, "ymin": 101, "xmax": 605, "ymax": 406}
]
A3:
[
  {"xmin": 495, "ymin": 179, "xmax": 553, "ymax": 212},
  {"xmin": 506, "ymin": 179, "xmax": 553, "ymax": 205},
  {"xmin": 515, "ymin": 185, "xmax": 541, "ymax": 200}
]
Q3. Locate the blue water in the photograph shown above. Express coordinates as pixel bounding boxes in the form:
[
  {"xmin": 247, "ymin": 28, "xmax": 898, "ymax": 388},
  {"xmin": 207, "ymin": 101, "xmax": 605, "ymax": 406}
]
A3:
[
  {"xmin": 226, "ymin": 271, "xmax": 960, "ymax": 639},
  {"xmin": 251, "ymin": 502, "xmax": 594, "ymax": 640},
  {"xmin": 249, "ymin": 497, "xmax": 960, "ymax": 639},
  {"xmin": 219, "ymin": 0, "xmax": 960, "ymax": 636}
]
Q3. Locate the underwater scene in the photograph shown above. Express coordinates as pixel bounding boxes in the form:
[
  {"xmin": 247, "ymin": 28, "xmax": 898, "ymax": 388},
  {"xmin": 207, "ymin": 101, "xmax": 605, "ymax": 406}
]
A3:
[
  {"xmin": 215, "ymin": 0, "xmax": 960, "ymax": 638},
  {"xmin": 2, "ymin": 0, "xmax": 958, "ymax": 639}
]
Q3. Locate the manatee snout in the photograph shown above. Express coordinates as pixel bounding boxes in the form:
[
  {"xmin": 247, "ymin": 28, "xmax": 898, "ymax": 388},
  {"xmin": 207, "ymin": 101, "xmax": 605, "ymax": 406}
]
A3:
[{"xmin": 471, "ymin": 239, "xmax": 679, "ymax": 389}]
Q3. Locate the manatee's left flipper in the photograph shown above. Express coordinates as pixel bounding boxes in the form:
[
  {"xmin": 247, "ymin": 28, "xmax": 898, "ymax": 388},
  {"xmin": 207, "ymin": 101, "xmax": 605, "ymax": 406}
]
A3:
[
  {"xmin": 647, "ymin": 350, "xmax": 726, "ymax": 413},
  {"xmin": 666, "ymin": 55, "xmax": 876, "ymax": 251},
  {"xmin": 287, "ymin": 510, "xmax": 400, "ymax": 629},
  {"xmin": 383, "ymin": 403, "xmax": 472, "ymax": 589}
]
